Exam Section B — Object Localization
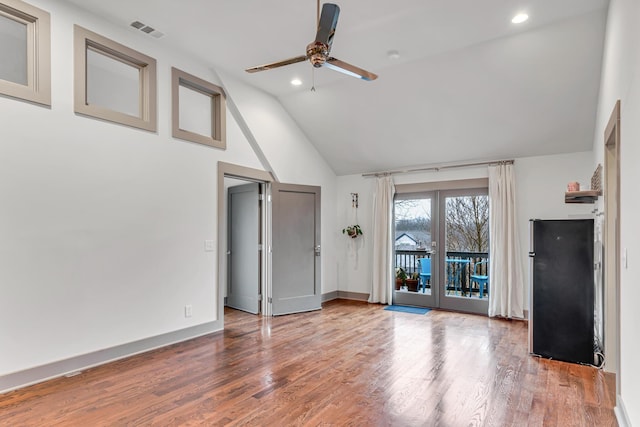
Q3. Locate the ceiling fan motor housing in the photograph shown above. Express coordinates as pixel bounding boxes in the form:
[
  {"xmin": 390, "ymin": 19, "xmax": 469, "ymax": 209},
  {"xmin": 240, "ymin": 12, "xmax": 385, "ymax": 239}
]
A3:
[{"xmin": 306, "ymin": 41, "xmax": 329, "ymax": 67}]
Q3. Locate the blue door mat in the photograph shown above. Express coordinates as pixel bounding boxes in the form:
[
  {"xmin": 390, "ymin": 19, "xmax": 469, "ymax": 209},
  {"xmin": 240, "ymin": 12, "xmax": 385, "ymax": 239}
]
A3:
[{"xmin": 384, "ymin": 305, "xmax": 431, "ymax": 315}]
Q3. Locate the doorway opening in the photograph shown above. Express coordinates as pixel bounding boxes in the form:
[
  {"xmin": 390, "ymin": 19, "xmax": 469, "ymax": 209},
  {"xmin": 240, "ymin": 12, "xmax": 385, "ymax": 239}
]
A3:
[
  {"xmin": 218, "ymin": 162, "xmax": 274, "ymax": 317},
  {"xmin": 217, "ymin": 162, "xmax": 322, "ymax": 318},
  {"xmin": 393, "ymin": 185, "xmax": 489, "ymax": 315},
  {"xmin": 225, "ymin": 178, "xmax": 264, "ymax": 314}
]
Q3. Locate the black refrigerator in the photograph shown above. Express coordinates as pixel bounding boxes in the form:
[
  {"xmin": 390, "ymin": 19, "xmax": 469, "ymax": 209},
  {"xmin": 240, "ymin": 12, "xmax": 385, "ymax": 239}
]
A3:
[{"xmin": 528, "ymin": 219, "xmax": 595, "ymax": 365}]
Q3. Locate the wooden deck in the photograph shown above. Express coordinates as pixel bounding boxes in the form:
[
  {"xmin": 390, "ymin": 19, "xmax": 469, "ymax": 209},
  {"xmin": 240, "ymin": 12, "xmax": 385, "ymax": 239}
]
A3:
[{"xmin": 0, "ymin": 300, "xmax": 617, "ymax": 426}]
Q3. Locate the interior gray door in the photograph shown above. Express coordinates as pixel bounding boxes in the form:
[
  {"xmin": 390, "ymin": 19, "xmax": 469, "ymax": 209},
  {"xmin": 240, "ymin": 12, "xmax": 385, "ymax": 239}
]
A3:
[
  {"xmin": 271, "ymin": 183, "xmax": 321, "ymax": 315},
  {"xmin": 227, "ymin": 183, "xmax": 260, "ymax": 314}
]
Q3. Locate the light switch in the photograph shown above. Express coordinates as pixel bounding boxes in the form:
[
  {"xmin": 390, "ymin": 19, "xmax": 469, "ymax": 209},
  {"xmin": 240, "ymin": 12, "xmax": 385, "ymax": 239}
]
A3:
[{"xmin": 204, "ymin": 240, "xmax": 215, "ymax": 252}]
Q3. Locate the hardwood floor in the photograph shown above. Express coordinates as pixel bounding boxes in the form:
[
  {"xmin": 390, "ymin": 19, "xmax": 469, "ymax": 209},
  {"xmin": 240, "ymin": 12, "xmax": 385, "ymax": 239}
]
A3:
[{"xmin": 0, "ymin": 300, "xmax": 616, "ymax": 426}]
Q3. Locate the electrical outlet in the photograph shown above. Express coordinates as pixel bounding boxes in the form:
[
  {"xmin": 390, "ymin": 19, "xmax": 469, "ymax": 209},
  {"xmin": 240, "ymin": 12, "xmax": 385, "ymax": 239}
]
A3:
[
  {"xmin": 204, "ymin": 240, "xmax": 215, "ymax": 252},
  {"xmin": 185, "ymin": 305, "xmax": 193, "ymax": 318}
]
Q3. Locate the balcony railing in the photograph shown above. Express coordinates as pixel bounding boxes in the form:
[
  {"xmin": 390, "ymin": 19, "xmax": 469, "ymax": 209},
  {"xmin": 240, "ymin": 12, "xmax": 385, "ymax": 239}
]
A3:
[{"xmin": 395, "ymin": 249, "xmax": 489, "ymax": 296}]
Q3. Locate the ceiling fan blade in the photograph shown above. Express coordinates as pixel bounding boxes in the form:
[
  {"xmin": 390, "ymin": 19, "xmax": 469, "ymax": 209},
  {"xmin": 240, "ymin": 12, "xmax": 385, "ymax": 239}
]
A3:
[
  {"xmin": 245, "ymin": 55, "xmax": 308, "ymax": 73},
  {"xmin": 315, "ymin": 3, "xmax": 340, "ymax": 53},
  {"xmin": 325, "ymin": 57, "xmax": 378, "ymax": 81}
]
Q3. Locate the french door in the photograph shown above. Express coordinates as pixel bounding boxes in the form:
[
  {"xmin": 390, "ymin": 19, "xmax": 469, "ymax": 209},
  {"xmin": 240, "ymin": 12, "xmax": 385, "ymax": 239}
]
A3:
[{"xmin": 393, "ymin": 188, "xmax": 489, "ymax": 315}]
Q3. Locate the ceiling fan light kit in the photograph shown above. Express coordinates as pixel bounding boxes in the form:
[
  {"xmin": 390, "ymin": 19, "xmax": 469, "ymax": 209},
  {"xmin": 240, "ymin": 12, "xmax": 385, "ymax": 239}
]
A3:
[{"xmin": 245, "ymin": 2, "xmax": 377, "ymax": 82}]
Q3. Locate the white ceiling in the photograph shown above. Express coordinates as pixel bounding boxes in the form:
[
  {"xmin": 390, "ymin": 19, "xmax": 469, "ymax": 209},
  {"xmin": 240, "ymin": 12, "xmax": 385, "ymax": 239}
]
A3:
[{"xmin": 63, "ymin": 0, "xmax": 609, "ymax": 175}]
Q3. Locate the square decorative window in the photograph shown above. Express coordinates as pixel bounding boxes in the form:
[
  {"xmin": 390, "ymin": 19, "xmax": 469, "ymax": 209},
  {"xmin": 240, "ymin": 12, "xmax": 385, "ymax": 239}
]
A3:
[
  {"xmin": 74, "ymin": 25, "xmax": 157, "ymax": 132},
  {"xmin": 0, "ymin": 0, "xmax": 50, "ymax": 106},
  {"xmin": 172, "ymin": 67, "xmax": 226, "ymax": 149}
]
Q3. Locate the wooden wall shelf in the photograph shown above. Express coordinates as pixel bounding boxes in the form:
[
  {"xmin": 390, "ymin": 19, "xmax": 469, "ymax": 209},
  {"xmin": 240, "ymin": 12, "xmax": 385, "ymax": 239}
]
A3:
[{"xmin": 565, "ymin": 190, "xmax": 601, "ymax": 204}]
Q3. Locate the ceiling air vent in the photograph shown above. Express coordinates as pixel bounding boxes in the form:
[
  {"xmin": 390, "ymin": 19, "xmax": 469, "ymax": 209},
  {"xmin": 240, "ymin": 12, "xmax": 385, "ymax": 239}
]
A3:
[{"xmin": 130, "ymin": 20, "xmax": 164, "ymax": 39}]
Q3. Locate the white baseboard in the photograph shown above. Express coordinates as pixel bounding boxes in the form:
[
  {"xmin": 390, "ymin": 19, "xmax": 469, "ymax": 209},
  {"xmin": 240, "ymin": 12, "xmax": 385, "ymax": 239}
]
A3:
[
  {"xmin": 321, "ymin": 291, "xmax": 339, "ymax": 302},
  {"xmin": 0, "ymin": 321, "xmax": 221, "ymax": 394},
  {"xmin": 336, "ymin": 291, "xmax": 369, "ymax": 302},
  {"xmin": 322, "ymin": 291, "xmax": 369, "ymax": 303},
  {"xmin": 615, "ymin": 394, "xmax": 631, "ymax": 427}
]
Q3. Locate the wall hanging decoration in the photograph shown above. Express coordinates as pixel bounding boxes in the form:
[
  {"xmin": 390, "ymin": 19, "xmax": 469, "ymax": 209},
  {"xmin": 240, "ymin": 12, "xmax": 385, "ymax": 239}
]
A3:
[
  {"xmin": 342, "ymin": 224, "xmax": 362, "ymax": 238},
  {"xmin": 343, "ymin": 192, "xmax": 363, "ymax": 268},
  {"xmin": 342, "ymin": 193, "xmax": 362, "ymax": 239}
]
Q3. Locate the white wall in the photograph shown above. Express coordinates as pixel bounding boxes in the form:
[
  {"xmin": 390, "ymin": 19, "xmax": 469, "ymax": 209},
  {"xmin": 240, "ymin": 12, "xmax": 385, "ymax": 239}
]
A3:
[
  {"xmin": 335, "ymin": 175, "xmax": 375, "ymax": 295},
  {"xmin": 591, "ymin": 0, "xmax": 640, "ymax": 423},
  {"xmin": 0, "ymin": 0, "xmax": 340, "ymax": 383},
  {"xmin": 514, "ymin": 151, "xmax": 596, "ymax": 263},
  {"xmin": 0, "ymin": 0, "xmax": 267, "ymax": 379},
  {"xmin": 336, "ymin": 152, "xmax": 595, "ymax": 308}
]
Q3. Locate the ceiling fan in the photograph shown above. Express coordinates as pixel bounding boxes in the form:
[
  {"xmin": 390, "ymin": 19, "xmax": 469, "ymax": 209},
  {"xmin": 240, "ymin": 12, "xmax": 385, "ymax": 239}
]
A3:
[{"xmin": 245, "ymin": 2, "xmax": 378, "ymax": 81}]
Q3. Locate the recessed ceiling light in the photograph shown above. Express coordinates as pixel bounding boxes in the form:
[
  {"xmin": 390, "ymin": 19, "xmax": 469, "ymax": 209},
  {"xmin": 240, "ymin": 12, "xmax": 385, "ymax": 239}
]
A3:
[
  {"xmin": 291, "ymin": 78, "xmax": 302, "ymax": 86},
  {"xmin": 512, "ymin": 13, "xmax": 529, "ymax": 24}
]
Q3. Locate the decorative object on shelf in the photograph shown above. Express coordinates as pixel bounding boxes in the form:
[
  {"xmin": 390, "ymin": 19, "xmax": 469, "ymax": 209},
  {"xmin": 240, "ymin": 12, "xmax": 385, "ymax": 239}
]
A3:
[
  {"xmin": 342, "ymin": 224, "xmax": 363, "ymax": 238},
  {"xmin": 591, "ymin": 163, "xmax": 602, "ymax": 193},
  {"xmin": 565, "ymin": 164, "xmax": 603, "ymax": 204},
  {"xmin": 395, "ymin": 267, "xmax": 407, "ymax": 290}
]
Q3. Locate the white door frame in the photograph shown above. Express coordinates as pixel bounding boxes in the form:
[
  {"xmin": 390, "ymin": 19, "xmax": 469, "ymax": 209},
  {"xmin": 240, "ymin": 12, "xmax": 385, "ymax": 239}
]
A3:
[{"xmin": 603, "ymin": 101, "xmax": 620, "ymax": 394}]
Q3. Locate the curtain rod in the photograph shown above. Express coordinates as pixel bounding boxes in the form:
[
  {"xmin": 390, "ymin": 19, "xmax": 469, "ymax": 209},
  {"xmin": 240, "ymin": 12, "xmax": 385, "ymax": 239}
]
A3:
[{"xmin": 361, "ymin": 159, "xmax": 514, "ymax": 178}]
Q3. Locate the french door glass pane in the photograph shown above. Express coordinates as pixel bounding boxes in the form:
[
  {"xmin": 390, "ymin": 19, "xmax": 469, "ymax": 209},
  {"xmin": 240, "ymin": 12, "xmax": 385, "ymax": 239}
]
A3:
[
  {"xmin": 443, "ymin": 195, "xmax": 489, "ymax": 300},
  {"xmin": 394, "ymin": 198, "xmax": 432, "ymax": 295}
]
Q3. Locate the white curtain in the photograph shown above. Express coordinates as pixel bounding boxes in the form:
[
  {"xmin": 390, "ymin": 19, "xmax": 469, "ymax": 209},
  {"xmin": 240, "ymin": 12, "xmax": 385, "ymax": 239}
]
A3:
[
  {"xmin": 488, "ymin": 164, "xmax": 525, "ymax": 318},
  {"xmin": 369, "ymin": 176, "xmax": 395, "ymax": 304}
]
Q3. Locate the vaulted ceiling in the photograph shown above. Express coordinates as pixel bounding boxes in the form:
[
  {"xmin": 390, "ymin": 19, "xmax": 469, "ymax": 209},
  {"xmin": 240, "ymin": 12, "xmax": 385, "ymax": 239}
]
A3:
[{"xmin": 63, "ymin": 0, "xmax": 609, "ymax": 175}]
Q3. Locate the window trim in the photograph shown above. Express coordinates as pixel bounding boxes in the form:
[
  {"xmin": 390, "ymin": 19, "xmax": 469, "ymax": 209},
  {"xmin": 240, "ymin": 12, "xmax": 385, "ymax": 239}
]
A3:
[
  {"xmin": 0, "ymin": 0, "xmax": 51, "ymax": 106},
  {"xmin": 171, "ymin": 67, "xmax": 226, "ymax": 149},
  {"xmin": 73, "ymin": 25, "xmax": 157, "ymax": 132}
]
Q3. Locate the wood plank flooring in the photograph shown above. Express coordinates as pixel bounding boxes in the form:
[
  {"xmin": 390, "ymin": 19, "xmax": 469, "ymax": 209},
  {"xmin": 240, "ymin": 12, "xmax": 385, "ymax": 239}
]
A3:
[{"xmin": 0, "ymin": 300, "xmax": 617, "ymax": 426}]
